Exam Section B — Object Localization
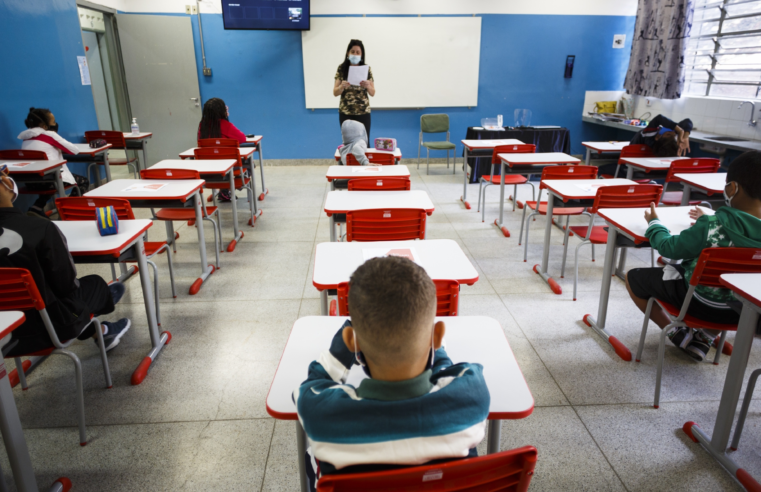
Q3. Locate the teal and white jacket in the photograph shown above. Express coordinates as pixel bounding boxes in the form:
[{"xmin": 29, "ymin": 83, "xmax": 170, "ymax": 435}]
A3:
[{"xmin": 293, "ymin": 320, "xmax": 490, "ymax": 474}]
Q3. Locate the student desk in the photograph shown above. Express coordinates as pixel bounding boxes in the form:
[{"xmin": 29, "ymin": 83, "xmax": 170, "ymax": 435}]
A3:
[
  {"xmin": 63, "ymin": 143, "xmax": 113, "ymax": 184},
  {"xmin": 266, "ymin": 315, "xmax": 535, "ymax": 492},
  {"xmin": 618, "ymin": 156, "xmax": 682, "ymax": 180},
  {"xmin": 674, "ymin": 173, "xmax": 726, "ymax": 206},
  {"xmin": 323, "ymin": 190, "xmax": 435, "ymax": 242},
  {"xmin": 179, "ymin": 146, "xmax": 262, "ymax": 218},
  {"xmin": 495, "ymin": 152, "xmax": 581, "ymax": 237},
  {"xmin": 325, "ymin": 165, "xmax": 410, "ymax": 191},
  {"xmin": 459, "ymin": 139, "xmax": 524, "ymax": 209},
  {"xmin": 1, "ymin": 158, "xmax": 68, "ymax": 197},
  {"xmin": 582, "ymin": 206, "xmax": 714, "ymax": 360},
  {"xmin": 84, "ymin": 179, "xmax": 215, "ymax": 295},
  {"xmin": 150, "ymin": 159, "xmax": 247, "ymax": 252},
  {"xmin": 241, "ymin": 135, "xmax": 268, "ymax": 202},
  {"xmin": 123, "ymin": 132, "xmax": 153, "ymax": 171},
  {"xmin": 333, "ymin": 147, "xmax": 402, "ymax": 165},
  {"xmin": 684, "ymin": 274, "xmax": 761, "ymax": 491},
  {"xmin": 581, "ymin": 141, "xmax": 628, "ymax": 165},
  {"xmin": 534, "ymin": 179, "xmax": 637, "ymax": 295},
  {"xmin": 0, "ymin": 312, "xmax": 72, "ymax": 492},
  {"xmin": 312, "ymin": 239, "xmax": 479, "ymax": 314}
]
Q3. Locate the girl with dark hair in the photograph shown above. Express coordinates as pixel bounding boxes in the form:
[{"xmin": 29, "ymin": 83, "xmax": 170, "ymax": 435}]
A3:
[
  {"xmin": 630, "ymin": 114, "xmax": 692, "ymax": 157},
  {"xmin": 197, "ymin": 98, "xmax": 246, "ymax": 201},
  {"xmin": 333, "ymin": 39, "xmax": 375, "ymax": 140},
  {"xmin": 17, "ymin": 107, "xmax": 88, "ymax": 217}
]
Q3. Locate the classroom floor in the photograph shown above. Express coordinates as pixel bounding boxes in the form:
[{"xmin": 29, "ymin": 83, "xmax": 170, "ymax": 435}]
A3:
[{"xmin": 4, "ymin": 162, "xmax": 761, "ymax": 491}]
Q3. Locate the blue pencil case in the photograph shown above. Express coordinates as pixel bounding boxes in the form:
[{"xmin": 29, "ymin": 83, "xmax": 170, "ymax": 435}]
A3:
[{"xmin": 96, "ymin": 206, "xmax": 119, "ymax": 236}]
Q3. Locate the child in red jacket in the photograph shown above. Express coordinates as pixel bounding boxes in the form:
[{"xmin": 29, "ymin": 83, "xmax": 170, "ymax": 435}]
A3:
[{"xmin": 197, "ymin": 98, "xmax": 247, "ymax": 201}]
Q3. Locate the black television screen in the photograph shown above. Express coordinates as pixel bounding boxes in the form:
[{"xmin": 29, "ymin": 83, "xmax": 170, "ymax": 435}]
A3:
[{"xmin": 222, "ymin": 0, "xmax": 310, "ymax": 30}]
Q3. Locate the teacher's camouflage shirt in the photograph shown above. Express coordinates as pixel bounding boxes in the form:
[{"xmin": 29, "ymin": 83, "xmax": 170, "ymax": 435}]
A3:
[{"xmin": 335, "ymin": 64, "xmax": 374, "ymax": 115}]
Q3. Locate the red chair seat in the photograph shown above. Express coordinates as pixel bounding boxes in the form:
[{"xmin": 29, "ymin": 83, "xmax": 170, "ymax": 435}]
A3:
[
  {"xmin": 155, "ymin": 207, "xmax": 218, "ymax": 221},
  {"xmin": 204, "ymin": 176, "xmax": 251, "ymax": 190},
  {"xmin": 525, "ymin": 201, "xmax": 585, "ymax": 215},
  {"xmin": 569, "ymin": 225, "xmax": 608, "ymax": 244},
  {"xmin": 661, "ymin": 191, "xmax": 700, "ymax": 206},
  {"xmin": 483, "ymin": 174, "xmax": 528, "ymax": 185},
  {"xmin": 143, "ymin": 241, "xmax": 169, "ymax": 256},
  {"xmin": 656, "ymin": 299, "xmax": 738, "ymax": 332}
]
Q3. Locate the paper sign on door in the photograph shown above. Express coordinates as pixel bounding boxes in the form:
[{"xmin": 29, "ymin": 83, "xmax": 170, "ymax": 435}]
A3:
[{"xmin": 362, "ymin": 247, "xmax": 419, "ymax": 263}]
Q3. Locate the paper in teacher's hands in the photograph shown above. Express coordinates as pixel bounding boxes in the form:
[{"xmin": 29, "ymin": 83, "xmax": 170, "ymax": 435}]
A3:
[{"xmin": 347, "ymin": 65, "xmax": 369, "ymax": 86}]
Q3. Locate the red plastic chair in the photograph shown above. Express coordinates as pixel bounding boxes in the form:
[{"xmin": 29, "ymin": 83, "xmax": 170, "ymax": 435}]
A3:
[
  {"xmin": 477, "ymin": 144, "xmax": 537, "ymax": 222},
  {"xmin": 635, "ymin": 247, "xmax": 761, "ymax": 408},
  {"xmin": 197, "ymin": 138, "xmax": 240, "ymax": 148},
  {"xmin": 0, "ymin": 149, "xmax": 80, "ymax": 200},
  {"xmin": 602, "ymin": 144, "xmax": 655, "ymax": 183},
  {"xmin": 316, "ymin": 445, "xmax": 538, "ymax": 492},
  {"xmin": 347, "ymin": 178, "xmax": 411, "ymax": 191},
  {"xmin": 332, "ymin": 279, "xmax": 460, "ymax": 317},
  {"xmin": 567, "ymin": 184, "xmax": 663, "ymax": 300},
  {"xmin": 140, "ymin": 168, "xmax": 222, "ymax": 268},
  {"xmin": 55, "ymin": 197, "xmax": 176, "ymax": 324},
  {"xmin": 346, "ymin": 209, "xmax": 427, "ymax": 242},
  {"xmin": 345, "ymin": 152, "xmax": 397, "ymax": 166},
  {"xmin": 520, "ymin": 165, "xmax": 598, "ymax": 262},
  {"xmin": 84, "ymin": 130, "xmax": 138, "ymax": 179},
  {"xmin": 193, "ymin": 147, "xmax": 256, "ymax": 229},
  {"xmin": 661, "ymin": 158, "xmax": 721, "ymax": 205},
  {"xmin": 0, "ymin": 268, "xmax": 112, "ymax": 446}
]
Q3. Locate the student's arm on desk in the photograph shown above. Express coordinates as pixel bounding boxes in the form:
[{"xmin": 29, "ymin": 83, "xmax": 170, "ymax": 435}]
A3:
[
  {"xmin": 645, "ymin": 215, "xmax": 710, "ymax": 261},
  {"xmin": 298, "ymin": 320, "xmax": 356, "ymax": 394},
  {"xmin": 41, "ymin": 222, "xmax": 80, "ymax": 295}
]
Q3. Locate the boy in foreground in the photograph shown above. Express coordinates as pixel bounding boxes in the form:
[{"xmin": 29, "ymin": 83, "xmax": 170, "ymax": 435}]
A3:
[
  {"xmin": 626, "ymin": 150, "xmax": 761, "ymax": 361},
  {"xmin": 294, "ymin": 256, "xmax": 490, "ymax": 490}
]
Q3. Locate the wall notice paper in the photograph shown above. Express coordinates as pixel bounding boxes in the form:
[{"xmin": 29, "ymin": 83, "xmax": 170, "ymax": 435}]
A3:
[
  {"xmin": 362, "ymin": 247, "xmax": 419, "ymax": 263},
  {"xmin": 575, "ymin": 183, "xmax": 607, "ymax": 193},
  {"xmin": 352, "ymin": 167, "xmax": 381, "ymax": 173},
  {"xmin": 77, "ymin": 56, "xmax": 91, "ymax": 86},
  {"xmin": 347, "ymin": 65, "xmax": 369, "ymax": 86},
  {"xmin": 122, "ymin": 183, "xmax": 167, "ymax": 193}
]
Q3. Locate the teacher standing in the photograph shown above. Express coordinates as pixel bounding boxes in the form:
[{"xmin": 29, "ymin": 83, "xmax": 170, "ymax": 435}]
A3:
[{"xmin": 333, "ymin": 39, "xmax": 375, "ymax": 140}]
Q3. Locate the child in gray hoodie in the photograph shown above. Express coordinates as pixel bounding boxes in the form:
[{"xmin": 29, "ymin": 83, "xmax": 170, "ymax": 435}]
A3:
[{"xmin": 339, "ymin": 120, "xmax": 370, "ymax": 166}]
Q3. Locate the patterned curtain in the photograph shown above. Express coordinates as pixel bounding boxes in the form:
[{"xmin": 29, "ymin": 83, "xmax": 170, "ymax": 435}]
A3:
[{"xmin": 624, "ymin": 0, "xmax": 695, "ymax": 99}]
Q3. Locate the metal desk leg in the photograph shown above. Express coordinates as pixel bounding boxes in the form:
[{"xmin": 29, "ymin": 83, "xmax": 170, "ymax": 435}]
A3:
[
  {"xmin": 582, "ymin": 227, "xmax": 632, "ymax": 360},
  {"xmin": 626, "ymin": 166, "xmax": 634, "ymax": 180},
  {"xmin": 246, "ymin": 155, "xmax": 262, "ymax": 220},
  {"xmin": 614, "ymin": 248, "xmax": 628, "ymax": 280},
  {"xmin": 684, "ymin": 302, "xmax": 761, "ymax": 490},
  {"xmin": 487, "ymin": 420, "xmax": 502, "ymax": 454},
  {"xmin": 0, "ymin": 360, "xmax": 39, "ymax": 492},
  {"xmin": 296, "ymin": 422, "xmax": 309, "ymax": 492},
  {"xmin": 320, "ymin": 290, "xmax": 328, "ymax": 316},
  {"xmin": 103, "ymin": 152, "xmax": 112, "ymax": 182},
  {"xmin": 330, "ymin": 180, "xmax": 335, "ymax": 191},
  {"xmin": 493, "ymin": 161, "xmax": 510, "ymax": 237},
  {"xmin": 189, "ymin": 191, "xmax": 216, "ymax": 295},
  {"xmin": 680, "ymin": 185, "xmax": 692, "ymax": 206},
  {"xmin": 54, "ymin": 169, "xmax": 66, "ymax": 198},
  {"xmin": 585, "ymin": 149, "xmax": 591, "ymax": 166},
  {"xmin": 329, "ymin": 216, "xmax": 336, "ymax": 242},
  {"xmin": 141, "ymin": 140, "xmax": 148, "ymax": 172},
  {"xmin": 460, "ymin": 148, "xmax": 471, "ymax": 209},
  {"xmin": 227, "ymin": 169, "xmax": 244, "ymax": 252},
  {"xmin": 534, "ymin": 191, "xmax": 562, "ymax": 294},
  {"xmin": 131, "ymin": 236, "xmax": 170, "ymax": 385},
  {"xmin": 257, "ymin": 142, "xmax": 268, "ymax": 201}
]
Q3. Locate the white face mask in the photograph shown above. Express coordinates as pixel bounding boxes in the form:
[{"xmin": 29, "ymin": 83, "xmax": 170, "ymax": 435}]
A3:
[
  {"xmin": 724, "ymin": 181, "xmax": 737, "ymax": 208},
  {"xmin": 348, "ymin": 54, "xmax": 361, "ymax": 65},
  {"xmin": 1, "ymin": 176, "xmax": 18, "ymax": 203}
]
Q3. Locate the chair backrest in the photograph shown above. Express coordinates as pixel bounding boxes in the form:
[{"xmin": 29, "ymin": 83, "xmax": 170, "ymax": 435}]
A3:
[
  {"xmin": 0, "ymin": 268, "xmax": 46, "ymax": 312},
  {"xmin": 336, "ymin": 279, "xmax": 460, "ymax": 317},
  {"xmin": 348, "ymin": 178, "xmax": 411, "ymax": 191},
  {"xmin": 55, "ymin": 197, "xmax": 135, "ymax": 221},
  {"xmin": 193, "ymin": 147, "xmax": 243, "ymax": 168},
  {"xmin": 0, "ymin": 149, "xmax": 48, "ymax": 161},
  {"xmin": 665, "ymin": 158, "xmax": 722, "ymax": 183},
  {"xmin": 316, "ymin": 445, "xmax": 538, "ymax": 492},
  {"xmin": 345, "ymin": 152, "xmax": 396, "ymax": 166},
  {"xmin": 84, "ymin": 130, "xmax": 126, "ymax": 149},
  {"xmin": 491, "ymin": 144, "xmax": 537, "ymax": 165},
  {"xmin": 590, "ymin": 184, "xmax": 663, "ymax": 213},
  {"xmin": 197, "ymin": 138, "xmax": 240, "ymax": 148},
  {"xmin": 346, "ymin": 209, "xmax": 427, "ymax": 242},
  {"xmin": 691, "ymin": 247, "xmax": 761, "ymax": 288},
  {"xmin": 617, "ymin": 144, "xmax": 654, "ymax": 165},
  {"xmin": 421, "ymin": 114, "xmax": 450, "ymax": 134},
  {"xmin": 140, "ymin": 168, "xmax": 201, "ymax": 180},
  {"xmin": 538, "ymin": 165, "xmax": 598, "ymax": 189}
]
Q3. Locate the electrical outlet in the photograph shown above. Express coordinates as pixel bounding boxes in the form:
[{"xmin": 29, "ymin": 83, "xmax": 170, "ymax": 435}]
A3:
[
  {"xmin": 645, "ymin": 98, "xmax": 652, "ymax": 107},
  {"xmin": 203, "ymin": 67, "xmax": 212, "ymax": 76},
  {"xmin": 191, "ymin": 5, "xmax": 197, "ymax": 14},
  {"xmin": 185, "ymin": 5, "xmax": 191, "ymax": 14}
]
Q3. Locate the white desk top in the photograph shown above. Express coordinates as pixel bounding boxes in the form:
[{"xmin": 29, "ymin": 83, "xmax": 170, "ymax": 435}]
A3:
[
  {"xmin": 151, "ymin": 159, "xmax": 236, "ymax": 176},
  {"xmin": 313, "ymin": 239, "xmax": 478, "ymax": 289},
  {"xmin": 178, "ymin": 147, "xmax": 255, "ymax": 159},
  {"xmin": 67, "ymin": 143, "xmax": 111, "ymax": 155},
  {"xmin": 544, "ymin": 178, "xmax": 637, "ymax": 200},
  {"xmin": 461, "ymin": 139, "xmax": 524, "ymax": 149},
  {"xmin": 333, "ymin": 147, "xmax": 403, "ymax": 160},
  {"xmin": 326, "ymin": 165, "xmax": 410, "ymax": 181},
  {"xmin": 324, "ymin": 190, "xmax": 435, "ymax": 215},
  {"xmin": 721, "ymin": 274, "xmax": 761, "ymax": 310},
  {"xmin": 581, "ymin": 141, "xmax": 628, "ymax": 152},
  {"xmin": 245, "ymin": 135, "xmax": 263, "ymax": 144},
  {"xmin": 598, "ymin": 206, "xmax": 715, "ymax": 243},
  {"xmin": 620, "ymin": 156, "xmax": 682, "ymax": 171},
  {"xmin": 674, "ymin": 173, "xmax": 726, "ymax": 194},
  {"xmin": 85, "ymin": 178, "xmax": 204, "ymax": 202},
  {"xmin": 1, "ymin": 159, "xmax": 66, "ymax": 174},
  {"xmin": 57, "ymin": 219, "xmax": 152, "ymax": 258},
  {"xmin": 123, "ymin": 132, "xmax": 153, "ymax": 140},
  {"xmin": 0, "ymin": 311, "xmax": 25, "ymax": 340},
  {"xmin": 498, "ymin": 152, "xmax": 580, "ymax": 166},
  {"xmin": 265, "ymin": 316, "xmax": 534, "ymax": 420}
]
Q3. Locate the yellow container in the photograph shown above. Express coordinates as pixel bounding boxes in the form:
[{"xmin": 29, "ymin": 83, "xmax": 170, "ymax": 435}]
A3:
[{"xmin": 594, "ymin": 101, "xmax": 618, "ymax": 113}]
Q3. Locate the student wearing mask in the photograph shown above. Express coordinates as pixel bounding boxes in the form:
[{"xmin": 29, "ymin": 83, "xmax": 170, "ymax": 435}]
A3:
[
  {"xmin": 18, "ymin": 108, "xmax": 89, "ymax": 217},
  {"xmin": 333, "ymin": 39, "xmax": 375, "ymax": 141},
  {"xmin": 197, "ymin": 98, "xmax": 247, "ymax": 201}
]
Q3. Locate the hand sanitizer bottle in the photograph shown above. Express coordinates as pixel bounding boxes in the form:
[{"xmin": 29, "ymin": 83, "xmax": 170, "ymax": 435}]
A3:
[
  {"xmin": 497, "ymin": 114, "xmax": 503, "ymax": 128},
  {"xmin": 131, "ymin": 118, "xmax": 139, "ymax": 135}
]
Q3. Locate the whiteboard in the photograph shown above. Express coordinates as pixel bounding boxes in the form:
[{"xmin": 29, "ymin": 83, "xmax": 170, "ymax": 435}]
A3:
[{"xmin": 302, "ymin": 17, "xmax": 481, "ymax": 109}]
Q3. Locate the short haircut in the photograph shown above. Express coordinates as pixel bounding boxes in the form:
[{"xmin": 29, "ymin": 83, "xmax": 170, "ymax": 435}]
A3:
[
  {"xmin": 653, "ymin": 132, "xmax": 679, "ymax": 157},
  {"xmin": 348, "ymin": 256, "xmax": 436, "ymax": 364},
  {"xmin": 727, "ymin": 151, "xmax": 761, "ymax": 200}
]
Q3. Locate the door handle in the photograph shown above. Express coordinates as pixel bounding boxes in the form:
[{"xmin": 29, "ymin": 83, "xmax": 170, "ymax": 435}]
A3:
[{"xmin": 190, "ymin": 97, "xmax": 200, "ymax": 107}]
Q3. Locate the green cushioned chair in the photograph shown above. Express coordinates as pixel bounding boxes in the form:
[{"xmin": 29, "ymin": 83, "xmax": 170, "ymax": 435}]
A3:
[{"xmin": 418, "ymin": 114, "xmax": 457, "ymax": 175}]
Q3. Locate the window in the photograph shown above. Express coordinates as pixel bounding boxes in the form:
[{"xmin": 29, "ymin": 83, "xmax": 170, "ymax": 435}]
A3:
[{"xmin": 683, "ymin": 0, "xmax": 761, "ymax": 98}]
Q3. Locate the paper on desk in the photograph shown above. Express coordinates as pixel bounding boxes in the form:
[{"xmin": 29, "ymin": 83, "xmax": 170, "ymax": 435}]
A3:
[
  {"xmin": 7, "ymin": 162, "xmax": 31, "ymax": 168},
  {"xmin": 575, "ymin": 183, "xmax": 607, "ymax": 193},
  {"xmin": 363, "ymin": 247, "xmax": 419, "ymax": 263},
  {"xmin": 483, "ymin": 126, "xmax": 505, "ymax": 131},
  {"xmin": 352, "ymin": 167, "xmax": 381, "ymax": 173},
  {"xmin": 122, "ymin": 183, "xmax": 167, "ymax": 192},
  {"xmin": 348, "ymin": 65, "xmax": 369, "ymax": 86}
]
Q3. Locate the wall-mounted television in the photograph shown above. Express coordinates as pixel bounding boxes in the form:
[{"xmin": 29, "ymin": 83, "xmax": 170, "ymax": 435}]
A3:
[{"xmin": 222, "ymin": 0, "xmax": 310, "ymax": 30}]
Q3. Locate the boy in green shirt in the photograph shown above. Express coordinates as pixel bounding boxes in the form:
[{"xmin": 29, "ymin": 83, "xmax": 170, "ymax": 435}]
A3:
[{"xmin": 626, "ymin": 151, "xmax": 761, "ymax": 361}]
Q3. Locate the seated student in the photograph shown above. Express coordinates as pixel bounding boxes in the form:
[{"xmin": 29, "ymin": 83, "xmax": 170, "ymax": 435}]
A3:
[
  {"xmin": 630, "ymin": 113, "xmax": 693, "ymax": 157},
  {"xmin": 0, "ymin": 168, "xmax": 131, "ymax": 355},
  {"xmin": 197, "ymin": 98, "xmax": 247, "ymax": 201},
  {"xmin": 626, "ymin": 150, "xmax": 761, "ymax": 361},
  {"xmin": 294, "ymin": 256, "xmax": 490, "ymax": 491},
  {"xmin": 339, "ymin": 119, "xmax": 370, "ymax": 165},
  {"xmin": 17, "ymin": 108, "xmax": 89, "ymax": 218}
]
